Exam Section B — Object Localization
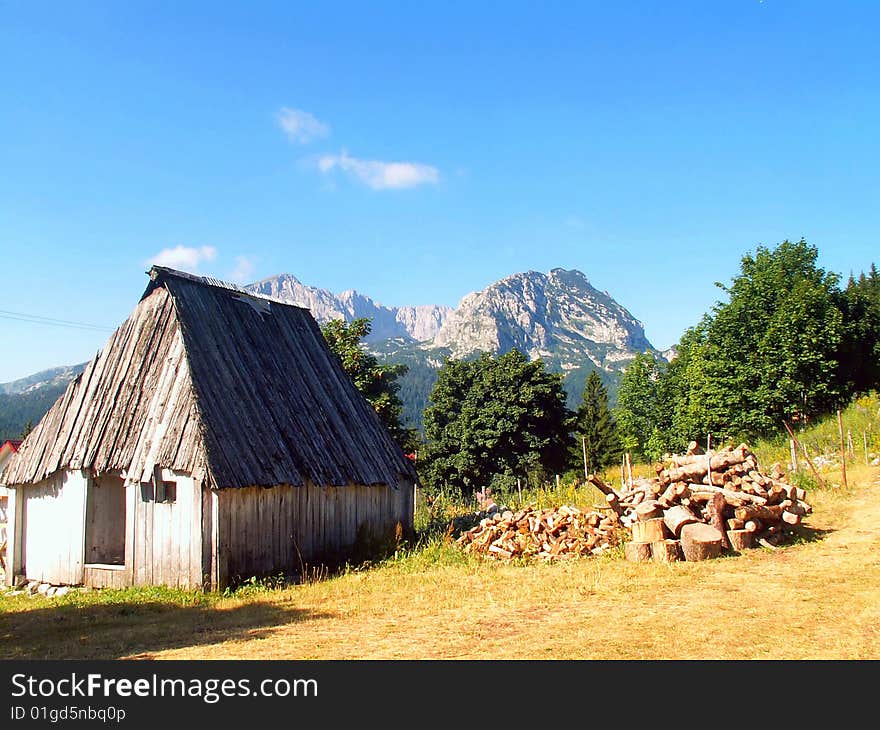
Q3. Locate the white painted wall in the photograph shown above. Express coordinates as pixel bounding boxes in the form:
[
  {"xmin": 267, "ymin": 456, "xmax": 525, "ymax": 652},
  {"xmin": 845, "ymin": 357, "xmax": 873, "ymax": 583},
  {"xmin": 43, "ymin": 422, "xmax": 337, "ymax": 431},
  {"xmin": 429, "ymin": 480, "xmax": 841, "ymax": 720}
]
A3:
[{"xmin": 21, "ymin": 470, "xmax": 88, "ymax": 585}]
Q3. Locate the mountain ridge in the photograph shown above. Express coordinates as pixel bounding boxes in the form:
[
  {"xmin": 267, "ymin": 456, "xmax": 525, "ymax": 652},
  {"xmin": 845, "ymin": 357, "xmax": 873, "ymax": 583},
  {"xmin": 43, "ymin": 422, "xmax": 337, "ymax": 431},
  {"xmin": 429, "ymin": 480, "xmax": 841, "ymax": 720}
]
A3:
[
  {"xmin": 2, "ymin": 267, "xmax": 662, "ymax": 436},
  {"xmin": 247, "ymin": 273, "xmax": 453, "ymax": 343}
]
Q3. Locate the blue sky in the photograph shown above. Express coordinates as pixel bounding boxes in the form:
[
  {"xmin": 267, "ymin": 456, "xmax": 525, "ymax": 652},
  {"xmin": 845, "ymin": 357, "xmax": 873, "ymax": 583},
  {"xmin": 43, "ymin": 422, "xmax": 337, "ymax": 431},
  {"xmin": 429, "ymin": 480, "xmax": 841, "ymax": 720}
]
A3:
[{"xmin": 2, "ymin": 1, "xmax": 878, "ymax": 382}]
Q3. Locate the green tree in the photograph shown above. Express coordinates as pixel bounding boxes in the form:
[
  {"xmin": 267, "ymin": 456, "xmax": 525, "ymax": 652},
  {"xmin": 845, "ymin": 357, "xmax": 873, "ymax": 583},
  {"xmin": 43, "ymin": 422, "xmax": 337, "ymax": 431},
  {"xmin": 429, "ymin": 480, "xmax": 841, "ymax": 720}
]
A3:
[
  {"xmin": 839, "ymin": 264, "xmax": 880, "ymax": 395},
  {"xmin": 614, "ymin": 352, "xmax": 662, "ymax": 460},
  {"xmin": 421, "ymin": 350, "xmax": 573, "ymax": 493},
  {"xmin": 573, "ymin": 370, "xmax": 620, "ymax": 473},
  {"xmin": 320, "ymin": 317, "xmax": 416, "ymax": 450},
  {"xmin": 673, "ymin": 238, "xmax": 846, "ymax": 440}
]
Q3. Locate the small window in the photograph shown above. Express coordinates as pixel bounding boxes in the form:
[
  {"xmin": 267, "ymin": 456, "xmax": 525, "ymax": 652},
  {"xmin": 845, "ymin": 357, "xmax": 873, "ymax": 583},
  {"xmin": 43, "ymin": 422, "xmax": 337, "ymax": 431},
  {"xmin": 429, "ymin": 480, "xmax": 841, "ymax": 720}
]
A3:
[
  {"xmin": 140, "ymin": 482, "xmax": 154, "ymax": 502},
  {"xmin": 157, "ymin": 480, "xmax": 176, "ymax": 504}
]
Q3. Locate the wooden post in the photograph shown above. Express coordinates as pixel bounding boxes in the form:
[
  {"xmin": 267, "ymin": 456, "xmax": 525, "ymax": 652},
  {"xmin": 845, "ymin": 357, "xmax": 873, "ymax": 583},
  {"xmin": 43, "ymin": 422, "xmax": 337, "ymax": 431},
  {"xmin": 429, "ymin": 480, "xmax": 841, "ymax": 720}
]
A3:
[
  {"xmin": 582, "ymin": 436, "xmax": 589, "ymax": 482},
  {"xmin": 556, "ymin": 474, "xmax": 561, "ymax": 490},
  {"xmin": 626, "ymin": 452, "xmax": 633, "ymax": 487},
  {"xmin": 620, "ymin": 455, "xmax": 626, "ymax": 492},
  {"xmin": 782, "ymin": 420, "xmax": 828, "ymax": 488},
  {"xmin": 838, "ymin": 410, "xmax": 848, "ymax": 488},
  {"xmin": 789, "ymin": 438, "xmax": 799, "ymax": 472},
  {"xmin": 517, "ymin": 477, "xmax": 522, "ymax": 502},
  {"xmin": 865, "ymin": 431, "xmax": 870, "ymax": 467},
  {"xmin": 847, "ymin": 429, "xmax": 854, "ymax": 458}
]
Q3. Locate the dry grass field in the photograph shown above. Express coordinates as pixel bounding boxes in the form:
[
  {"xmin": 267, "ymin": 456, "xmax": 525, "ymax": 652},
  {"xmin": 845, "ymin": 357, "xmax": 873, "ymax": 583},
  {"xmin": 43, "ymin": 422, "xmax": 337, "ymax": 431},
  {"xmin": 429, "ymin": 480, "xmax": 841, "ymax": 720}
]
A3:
[{"xmin": 1, "ymin": 463, "xmax": 877, "ymax": 661}]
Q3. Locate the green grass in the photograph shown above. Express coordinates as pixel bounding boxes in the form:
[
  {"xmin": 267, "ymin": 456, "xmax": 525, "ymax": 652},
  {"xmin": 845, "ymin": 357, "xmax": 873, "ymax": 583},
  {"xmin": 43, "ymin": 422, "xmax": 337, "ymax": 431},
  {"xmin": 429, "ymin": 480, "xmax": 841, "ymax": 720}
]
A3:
[{"xmin": 750, "ymin": 392, "xmax": 880, "ymax": 485}]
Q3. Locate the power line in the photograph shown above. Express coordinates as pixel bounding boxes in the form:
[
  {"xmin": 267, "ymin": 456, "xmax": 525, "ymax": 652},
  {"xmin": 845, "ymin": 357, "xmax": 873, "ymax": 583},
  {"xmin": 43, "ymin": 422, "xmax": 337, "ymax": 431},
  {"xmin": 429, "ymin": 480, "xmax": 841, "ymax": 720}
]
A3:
[{"xmin": 0, "ymin": 309, "xmax": 115, "ymax": 333}]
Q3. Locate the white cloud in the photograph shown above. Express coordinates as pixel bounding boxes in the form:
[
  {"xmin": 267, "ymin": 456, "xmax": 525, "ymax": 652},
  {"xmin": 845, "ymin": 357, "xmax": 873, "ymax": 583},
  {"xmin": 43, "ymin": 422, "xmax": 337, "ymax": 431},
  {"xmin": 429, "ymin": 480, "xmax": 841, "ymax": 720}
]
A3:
[
  {"xmin": 277, "ymin": 107, "xmax": 329, "ymax": 144},
  {"xmin": 230, "ymin": 255, "xmax": 256, "ymax": 284},
  {"xmin": 318, "ymin": 150, "xmax": 439, "ymax": 190},
  {"xmin": 147, "ymin": 245, "xmax": 217, "ymax": 272}
]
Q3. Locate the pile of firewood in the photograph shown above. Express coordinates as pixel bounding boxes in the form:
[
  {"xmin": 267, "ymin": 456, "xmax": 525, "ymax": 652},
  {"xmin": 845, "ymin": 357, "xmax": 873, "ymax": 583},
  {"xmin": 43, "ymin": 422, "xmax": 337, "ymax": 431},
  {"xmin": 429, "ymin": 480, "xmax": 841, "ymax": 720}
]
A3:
[
  {"xmin": 455, "ymin": 505, "xmax": 622, "ymax": 560},
  {"xmin": 588, "ymin": 442, "xmax": 812, "ymax": 563},
  {"xmin": 456, "ymin": 441, "xmax": 811, "ymax": 564}
]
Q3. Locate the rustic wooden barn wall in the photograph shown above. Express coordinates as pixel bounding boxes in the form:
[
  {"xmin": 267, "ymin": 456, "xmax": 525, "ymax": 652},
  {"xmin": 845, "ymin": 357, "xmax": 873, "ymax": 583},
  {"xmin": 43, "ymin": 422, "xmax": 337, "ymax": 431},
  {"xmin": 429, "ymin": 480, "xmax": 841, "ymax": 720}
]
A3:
[
  {"xmin": 127, "ymin": 472, "xmax": 202, "ymax": 589},
  {"xmin": 84, "ymin": 474, "xmax": 126, "ymax": 565},
  {"xmin": 210, "ymin": 480, "xmax": 414, "ymax": 588}
]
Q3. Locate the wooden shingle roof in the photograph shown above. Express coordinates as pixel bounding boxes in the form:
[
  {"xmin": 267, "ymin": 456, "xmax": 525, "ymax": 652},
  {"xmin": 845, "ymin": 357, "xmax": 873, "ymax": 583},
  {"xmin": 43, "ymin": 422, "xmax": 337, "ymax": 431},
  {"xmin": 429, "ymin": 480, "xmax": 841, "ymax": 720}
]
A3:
[{"xmin": 2, "ymin": 267, "xmax": 417, "ymax": 489}]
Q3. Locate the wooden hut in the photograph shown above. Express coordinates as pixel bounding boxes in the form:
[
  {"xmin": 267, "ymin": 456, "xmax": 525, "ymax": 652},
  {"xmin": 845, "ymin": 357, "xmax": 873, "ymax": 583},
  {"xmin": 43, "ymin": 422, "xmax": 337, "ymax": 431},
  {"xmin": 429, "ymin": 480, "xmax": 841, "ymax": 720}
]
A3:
[{"xmin": 1, "ymin": 266, "xmax": 417, "ymax": 590}]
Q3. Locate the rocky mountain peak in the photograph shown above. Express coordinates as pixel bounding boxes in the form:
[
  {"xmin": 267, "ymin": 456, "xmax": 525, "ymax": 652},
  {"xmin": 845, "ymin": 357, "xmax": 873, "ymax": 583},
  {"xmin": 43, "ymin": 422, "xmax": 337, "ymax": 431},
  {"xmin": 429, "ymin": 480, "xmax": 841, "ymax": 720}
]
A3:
[
  {"xmin": 429, "ymin": 268, "xmax": 655, "ymax": 370},
  {"xmin": 246, "ymin": 274, "xmax": 452, "ymax": 343}
]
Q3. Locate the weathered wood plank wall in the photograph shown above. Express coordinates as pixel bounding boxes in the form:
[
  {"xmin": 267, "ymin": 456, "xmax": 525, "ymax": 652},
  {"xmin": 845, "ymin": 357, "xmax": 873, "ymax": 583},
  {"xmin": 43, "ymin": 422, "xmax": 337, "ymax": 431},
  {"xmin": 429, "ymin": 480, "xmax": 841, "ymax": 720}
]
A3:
[
  {"xmin": 129, "ymin": 473, "xmax": 201, "ymax": 589},
  {"xmin": 211, "ymin": 480, "xmax": 414, "ymax": 588}
]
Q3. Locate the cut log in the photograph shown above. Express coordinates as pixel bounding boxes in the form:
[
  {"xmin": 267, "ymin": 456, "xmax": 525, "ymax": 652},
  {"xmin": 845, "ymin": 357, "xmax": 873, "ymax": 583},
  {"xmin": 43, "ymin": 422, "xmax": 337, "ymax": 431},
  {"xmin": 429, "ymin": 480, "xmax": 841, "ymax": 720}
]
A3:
[
  {"xmin": 706, "ymin": 492, "xmax": 732, "ymax": 551},
  {"xmin": 685, "ymin": 484, "xmax": 767, "ymax": 505},
  {"xmin": 663, "ymin": 505, "xmax": 700, "ymax": 537},
  {"xmin": 685, "ymin": 440, "xmax": 704, "ymax": 456},
  {"xmin": 765, "ymin": 484, "xmax": 787, "ymax": 505},
  {"xmin": 726, "ymin": 518, "xmax": 745, "ymax": 531},
  {"xmin": 651, "ymin": 539, "xmax": 682, "ymax": 563},
  {"xmin": 781, "ymin": 511, "xmax": 801, "ymax": 525},
  {"xmin": 660, "ymin": 482, "xmax": 679, "ymax": 504},
  {"xmin": 625, "ymin": 541, "xmax": 653, "ymax": 563},
  {"xmin": 744, "ymin": 519, "xmax": 763, "ymax": 533},
  {"xmin": 666, "ymin": 447, "xmax": 747, "ymax": 481},
  {"xmin": 587, "ymin": 474, "xmax": 617, "ymax": 497},
  {"xmin": 605, "ymin": 492, "xmax": 624, "ymax": 515},
  {"xmin": 701, "ymin": 471, "xmax": 729, "ymax": 487},
  {"xmin": 679, "ymin": 523, "xmax": 724, "ymax": 562},
  {"xmin": 635, "ymin": 500, "xmax": 664, "ymax": 522},
  {"xmin": 734, "ymin": 504, "xmax": 785, "ymax": 522},
  {"xmin": 727, "ymin": 529, "xmax": 754, "ymax": 552},
  {"xmin": 631, "ymin": 518, "xmax": 667, "ymax": 543},
  {"xmin": 689, "ymin": 490, "xmax": 750, "ymax": 508}
]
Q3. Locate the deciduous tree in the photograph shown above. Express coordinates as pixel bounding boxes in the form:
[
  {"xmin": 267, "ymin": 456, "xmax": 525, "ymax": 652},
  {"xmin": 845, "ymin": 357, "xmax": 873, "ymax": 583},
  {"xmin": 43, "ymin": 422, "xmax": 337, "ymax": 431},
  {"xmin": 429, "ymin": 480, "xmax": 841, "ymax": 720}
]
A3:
[{"xmin": 421, "ymin": 350, "xmax": 573, "ymax": 493}]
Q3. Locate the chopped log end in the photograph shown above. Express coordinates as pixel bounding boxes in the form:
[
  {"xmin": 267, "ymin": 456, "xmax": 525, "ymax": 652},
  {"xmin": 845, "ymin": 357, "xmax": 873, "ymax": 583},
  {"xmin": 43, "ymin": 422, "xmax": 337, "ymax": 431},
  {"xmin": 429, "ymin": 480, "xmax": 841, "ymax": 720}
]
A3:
[
  {"xmin": 663, "ymin": 504, "xmax": 700, "ymax": 537},
  {"xmin": 727, "ymin": 529, "xmax": 754, "ymax": 552},
  {"xmin": 625, "ymin": 541, "xmax": 653, "ymax": 563},
  {"xmin": 651, "ymin": 539, "xmax": 682, "ymax": 563},
  {"xmin": 635, "ymin": 499, "xmax": 664, "ymax": 522},
  {"xmin": 686, "ymin": 440, "xmax": 705, "ymax": 456},
  {"xmin": 631, "ymin": 517, "xmax": 668, "ymax": 543},
  {"xmin": 679, "ymin": 522, "xmax": 724, "ymax": 561}
]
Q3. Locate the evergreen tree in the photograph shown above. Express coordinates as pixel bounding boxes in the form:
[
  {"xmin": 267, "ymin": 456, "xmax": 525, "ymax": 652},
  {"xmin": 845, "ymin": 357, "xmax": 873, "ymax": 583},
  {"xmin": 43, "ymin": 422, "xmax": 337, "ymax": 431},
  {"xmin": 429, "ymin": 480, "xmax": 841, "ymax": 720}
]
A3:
[
  {"xmin": 574, "ymin": 370, "xmax": 620, "ymax": 473},
  {"xmin": 839, "ymin": 264, "xmax": 880, "ymax": 395}
]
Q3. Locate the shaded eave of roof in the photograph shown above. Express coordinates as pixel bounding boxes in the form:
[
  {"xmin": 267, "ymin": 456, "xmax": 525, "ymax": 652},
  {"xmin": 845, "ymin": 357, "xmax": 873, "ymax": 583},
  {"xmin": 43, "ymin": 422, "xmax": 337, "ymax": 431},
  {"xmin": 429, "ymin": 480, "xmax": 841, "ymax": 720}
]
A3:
[{"xmin": 0, "ymin": 440, "xmax": 21, "ymax": 454}]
